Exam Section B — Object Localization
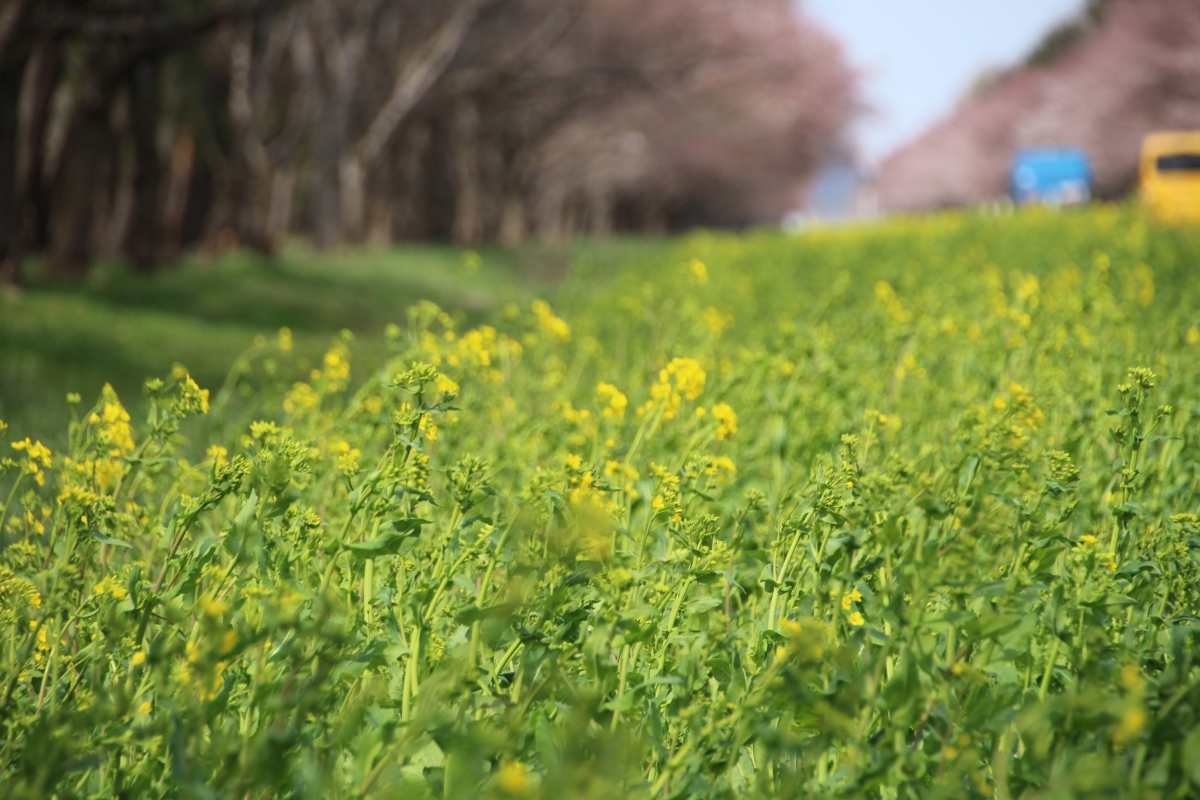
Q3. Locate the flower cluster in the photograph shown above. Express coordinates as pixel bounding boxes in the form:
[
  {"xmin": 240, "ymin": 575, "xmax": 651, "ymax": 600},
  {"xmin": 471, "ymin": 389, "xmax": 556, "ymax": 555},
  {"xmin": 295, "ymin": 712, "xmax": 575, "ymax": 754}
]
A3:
[{"xmin": 640, "ymin": 357, "xmax": 706, "ymax": 419}]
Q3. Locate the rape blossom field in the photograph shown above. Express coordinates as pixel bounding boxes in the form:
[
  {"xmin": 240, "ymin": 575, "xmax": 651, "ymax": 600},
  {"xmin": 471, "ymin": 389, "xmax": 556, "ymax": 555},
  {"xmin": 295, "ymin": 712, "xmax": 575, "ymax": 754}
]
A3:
[{"xmin": 3, "ymin": 208, "xmax": 1200, "ymax": 798}]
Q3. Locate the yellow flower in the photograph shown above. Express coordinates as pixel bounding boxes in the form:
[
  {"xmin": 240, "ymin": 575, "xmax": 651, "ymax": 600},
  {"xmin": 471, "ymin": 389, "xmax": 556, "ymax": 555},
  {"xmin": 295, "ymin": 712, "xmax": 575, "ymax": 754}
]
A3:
[
  {"xmin": 131, "ymin": 651, "xmax": 147, "ymax": 666},
  {"xmin": 199, "ymin": 596, "xmax": 228, "ymax": 617},
  {"xmin": 206, "ymin": 445, "xmax": 228, "ymax": 467},
  {"xmin": 436, "ymin": 374, "xmax": 460, "ymax": 396},
  {"xmin": 1112, "ymin": 705, "xmax": 1146, "ymax": 745},
  {"xmin": 179, "ymin": 375, "xmax": 211, "ymax": 414},
  {"xmin": 1079, "ymin": 535, "xmax": 1098, "ymax": 546},
  {"xmin": 596, "ymin": 383, "xmax": 627, "ymax": 418},
  {"xmin": 532, "ymin": 300, "xmax": 571, "ymax": 342},
  {"xmin": 711, "ymin": 403, "xmax": 738, "ymax": 440},
  {"xmin": 279, "ymin": 326, "xmax": 294, "ymax": 353},
  {"xmin": 283, "ymin": 382, "xmax": 320, "ymax": 414},
  {"xmin": 847, "ymin": 611, "xmax": 865, "ymax": 626},
  {"xmin": 1120, "ymin": 663, "xmax": 1143, "ymax": 691},
  {"xmin": 93, "ymin": 576, "xmax": 128, "ymax": 601},
  {"xmin": 689, "ymin": 258, "xmax": 709, "ymax": 285},
  {"xmin": 0, "ymin": 566, "xmax": 42, "ymax": 624},
  {"xmin": 702, "ymin": 306, "xmax": 732, "ymax": 337},
  {"xmin": 96, "ymin": 386, "xmax": 136, "ymax": 455},
  {"xmin": 663, "ymin": 358, "xmax": 706, "ymax": 401},
  {"xmin": 497, "ymin": 761, "xmax": 530, "ymax": 794},
  {"xmin": 704, "ymin": 456, "xmax": 736, "ymax": 477},
  {"xmin": 1187, "ymin": 327, "xmax": 1200, "ymax": 345},
  {"xmin": 336, "ymin": 447, "xmax": 361, "ymax": 475},
  {"xmin": 137, "ymin": 701, "xmax": 152, "ymax": 715},
  {"xmin": 322, "ymin": 347, "xmax": 351, "ymax": 385},
  {"xmin": 11, "ymin": 438, "xmax": 52, "ymax": 468},
  {"xmin": 34, "ymin": 626, "xmax": 48, "ymax": 661},
  {"xmin": 249, "ymin": 421, "xmax": 280, "ymax": 440}
]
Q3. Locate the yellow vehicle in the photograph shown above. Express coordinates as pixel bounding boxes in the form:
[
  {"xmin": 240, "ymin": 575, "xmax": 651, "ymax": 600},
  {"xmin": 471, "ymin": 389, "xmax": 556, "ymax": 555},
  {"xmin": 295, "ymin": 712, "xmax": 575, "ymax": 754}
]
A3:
[{"xmin": 1140, "ymin": 131, "xmax": 1200, "ymax": 223}]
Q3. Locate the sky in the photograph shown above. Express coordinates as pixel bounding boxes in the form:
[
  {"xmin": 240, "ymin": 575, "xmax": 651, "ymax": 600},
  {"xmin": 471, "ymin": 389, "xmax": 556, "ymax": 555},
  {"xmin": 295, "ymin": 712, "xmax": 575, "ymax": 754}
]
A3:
[{"xmin": 804, "ymin": 0, "xmax": 1086, "ymax": 163}]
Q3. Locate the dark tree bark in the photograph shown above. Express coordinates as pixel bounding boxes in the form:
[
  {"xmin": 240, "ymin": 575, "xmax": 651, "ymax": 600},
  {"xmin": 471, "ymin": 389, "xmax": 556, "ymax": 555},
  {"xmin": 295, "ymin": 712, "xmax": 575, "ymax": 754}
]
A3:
[
  {"xmin": 0, "ymin": 59, "xmax": 22, "ymax": 280},
  {"xmin": 44, "ymin": 79, "xmax": 118, "ymax": 278},
  {"xmin": 127, "ymin": 56, "xmax": 164, "ymax": 271},
  {"xmin": 450, "ymin": 97, "xmax": 482, "ymax": 244},
  {"xmin": 13, "ymin": 41, "xmax": 63, "ymax": 256},
  {"xmin": 311, "ymin": 94, "xmax": 349, "ymax": 247},
  {"xmin": 394, "ymin": 120, "xmax": 430, "ymax": 240}
]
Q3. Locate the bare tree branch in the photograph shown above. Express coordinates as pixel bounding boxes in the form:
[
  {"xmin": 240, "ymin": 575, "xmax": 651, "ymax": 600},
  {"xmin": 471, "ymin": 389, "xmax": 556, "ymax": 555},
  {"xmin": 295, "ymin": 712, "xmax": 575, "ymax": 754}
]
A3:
[
  {"xmin": 0, "ymin": 0, "xmax": 31, "ymax": 65},
  {"xmin": 355, "ymin": 0, "xmax": 488, "ymax": 164}
]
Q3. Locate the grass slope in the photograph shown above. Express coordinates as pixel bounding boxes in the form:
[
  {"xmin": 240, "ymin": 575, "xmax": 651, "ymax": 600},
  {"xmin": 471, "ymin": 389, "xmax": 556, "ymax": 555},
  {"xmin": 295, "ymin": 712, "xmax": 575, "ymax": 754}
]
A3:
[{"xmin": 0, "ymin": 239, "xmax": 665, "ymax": 445}]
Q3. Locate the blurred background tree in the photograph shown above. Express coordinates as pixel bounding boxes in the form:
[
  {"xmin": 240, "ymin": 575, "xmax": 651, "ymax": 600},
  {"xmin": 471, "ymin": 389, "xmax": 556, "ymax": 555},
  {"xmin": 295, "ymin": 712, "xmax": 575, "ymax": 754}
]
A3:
[
  {"xmin": 879, "ymin": 0, "xmax": 1200, "ymax": 212},
  {"xmin": 0, "ymin": 0, "xmax": 857, "ymax": 281}
]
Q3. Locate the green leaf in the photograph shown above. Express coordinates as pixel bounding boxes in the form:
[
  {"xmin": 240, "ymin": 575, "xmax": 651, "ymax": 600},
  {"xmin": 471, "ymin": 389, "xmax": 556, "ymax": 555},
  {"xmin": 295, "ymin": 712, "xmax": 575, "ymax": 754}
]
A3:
[
  {"xmin": 966, "ymin": 614, "xmax": 1025, "ymax": 641},
  {"xmin": 233, "ymin": 490, "xmax": 258, "ymax": 530},
  {"xmin": 343, "ymin": 521, "xmax": 429, "ymax": 559},
  {"xmin": 455, "ymin": 602, "xmax": 516, "ymax": 625},
  {"xmin": 392, "ymin": 517, "xmax": 431, "ymax": 534},
  {"xmin": 706, "ymin": 657, "xmax": 733, "ymax": 683},
  {"xmin": 88, "ymin": 530, "xmax": 132, "ymax": 548}
]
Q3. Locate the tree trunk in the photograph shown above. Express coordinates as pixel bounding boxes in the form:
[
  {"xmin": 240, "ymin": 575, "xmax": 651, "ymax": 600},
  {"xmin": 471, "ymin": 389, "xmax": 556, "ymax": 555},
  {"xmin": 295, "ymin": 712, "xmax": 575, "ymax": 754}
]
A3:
[
  {"xmin": 395, "ymin": 121, "xmax": 429, "ymax": 240},
  {"xmin": 127, "ymin": 56, "xmax": 164, "ymax": 271},
  {"xmin": 45, "ymin": 88, "xmax": 118, "ymax": 278},
  {"xmin": 365, "ymin": 146, "xmax": 393, "ymax": 246},
  {"xmin": 338, "ymin": 153, "xmax": 364, "ymax": 241},
  {"xmin": 0, "ymin": 58, "xmax": 22, "ymax": 282},
  {"xmin": 265, "ymin": 164, "xmax": 293, "ymax": 249},
  {"xmin": 312, "ymin": 98, "xmax": 346, "ymax": 247},
  {"xmin": 0, "ymin": 0, "xmax": 44, "ymax": 281},
  {"xmin": 8, "ymin": 41, "xmax": 63, "ymax": 274},
  {"xmin": 96, "ymin": 151, "xmax": 135, "ymax": 258},
  {"xmin": 535, "ymin": 182, "xmax": 567, "ymax": 242},
  {"xmin": 450, "ymin": 98, "xmax": 482, "ymax": 245},
  {"xmin": 587, "ymin": 182, "xmax": 612, "ymax": 237},
  {"xmin": 498, "ymin": 192, "xmax": 526, "ymax": 245},
  {"xmin": 160, "ymin": 132, "xmax": 195, "ymax": 260}
]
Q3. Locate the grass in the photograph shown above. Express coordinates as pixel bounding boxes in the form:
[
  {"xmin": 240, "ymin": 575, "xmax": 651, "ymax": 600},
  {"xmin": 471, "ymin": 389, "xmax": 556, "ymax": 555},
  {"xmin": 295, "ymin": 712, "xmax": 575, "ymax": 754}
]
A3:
[
  {"xmin": 5, "ymin": 207, "xmax": 1200, "ymax": 798},
  {"xmin": 0, "ymin": 237, "xmax": 668, "ymax": 446}
]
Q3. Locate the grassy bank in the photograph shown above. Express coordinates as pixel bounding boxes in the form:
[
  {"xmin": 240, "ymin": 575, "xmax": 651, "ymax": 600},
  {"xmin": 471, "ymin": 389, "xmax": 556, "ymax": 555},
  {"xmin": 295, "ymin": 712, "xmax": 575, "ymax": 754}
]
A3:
[
  {"xmin": 4, "ymin": 207, "xmax": 1200, "ymax": 798},
  {"xmin": 0, "ymin": 238, "xmax": 666, "ymax": 446}
]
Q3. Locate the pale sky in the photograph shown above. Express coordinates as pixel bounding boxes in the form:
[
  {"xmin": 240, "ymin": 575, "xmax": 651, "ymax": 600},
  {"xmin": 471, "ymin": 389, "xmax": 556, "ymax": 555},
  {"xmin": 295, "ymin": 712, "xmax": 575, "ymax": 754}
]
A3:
[{"xmin": 804, "ymin": 0, "xmax": 1086, "ymax": 162}]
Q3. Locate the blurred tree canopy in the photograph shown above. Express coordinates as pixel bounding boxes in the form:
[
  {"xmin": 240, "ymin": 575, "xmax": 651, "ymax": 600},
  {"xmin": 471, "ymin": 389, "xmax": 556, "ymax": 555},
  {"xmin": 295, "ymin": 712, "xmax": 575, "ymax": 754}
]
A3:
[
  {"xmin": 0, "ymin": 0, "xmax": 856, "ymax": 280},
  {"xmin": 879, "ymin": 0, "xmax": 1200, "ymax": 212}
]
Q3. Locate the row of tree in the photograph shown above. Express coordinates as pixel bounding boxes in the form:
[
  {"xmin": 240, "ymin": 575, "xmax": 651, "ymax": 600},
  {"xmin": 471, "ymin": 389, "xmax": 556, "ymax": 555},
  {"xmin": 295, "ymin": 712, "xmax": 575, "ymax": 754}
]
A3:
[
  {"xmin": 879, "ymin": 0, "xmax": 1200, "ymax": 212},
  {"xmin": 0, "ymin": 0, "xmax": 856, "ymax": 280}
]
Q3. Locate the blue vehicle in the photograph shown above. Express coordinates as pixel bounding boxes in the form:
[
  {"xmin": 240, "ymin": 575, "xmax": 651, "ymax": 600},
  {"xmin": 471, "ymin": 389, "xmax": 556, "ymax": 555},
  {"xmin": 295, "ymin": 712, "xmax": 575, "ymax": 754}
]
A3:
[{"xmin": 1010, "ymin": 148, "xmax": 1092, "ymax": 206}]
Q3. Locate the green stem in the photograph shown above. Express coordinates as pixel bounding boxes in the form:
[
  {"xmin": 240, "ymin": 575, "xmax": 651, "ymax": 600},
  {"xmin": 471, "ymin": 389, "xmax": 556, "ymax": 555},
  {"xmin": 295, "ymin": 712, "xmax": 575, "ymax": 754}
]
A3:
[
  {"xmin": 0, "ymin": 471, "xmax": 26, "ymax": 548},
  {"xmin": 1038, "ymin": 637, "xmax": 1060, "ymax": 703}
]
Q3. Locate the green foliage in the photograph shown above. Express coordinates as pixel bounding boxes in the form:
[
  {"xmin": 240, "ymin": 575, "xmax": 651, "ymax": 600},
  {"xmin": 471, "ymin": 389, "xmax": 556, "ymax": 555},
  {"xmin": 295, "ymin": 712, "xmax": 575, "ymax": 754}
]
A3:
[
  {"xmin": 0, "ymin": 238, "xmax": 647, "ymax": 446},
  {"xmin": 3, "ymin": 208, "xmax": 1200, "ymax": 798}
]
